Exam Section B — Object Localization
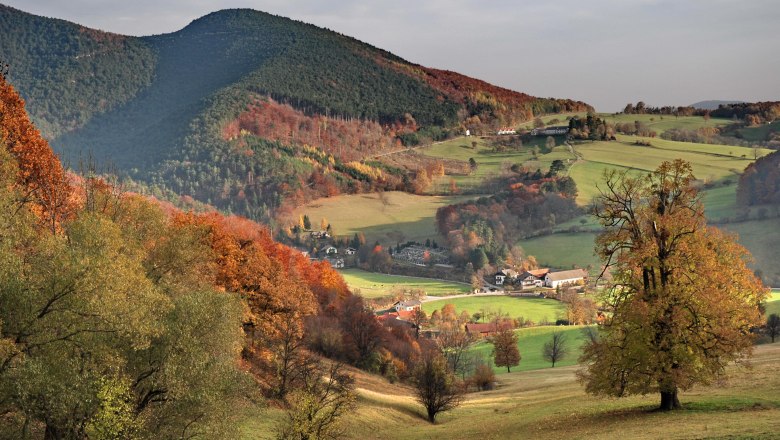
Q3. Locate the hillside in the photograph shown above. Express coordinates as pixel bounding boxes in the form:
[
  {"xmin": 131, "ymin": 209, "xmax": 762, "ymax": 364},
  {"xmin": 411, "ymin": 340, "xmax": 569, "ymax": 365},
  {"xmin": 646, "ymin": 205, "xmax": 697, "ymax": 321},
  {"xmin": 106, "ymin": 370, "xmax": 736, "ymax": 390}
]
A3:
[{"xmin": 1, "ymin": 5, "xmax": 590, "ymax": 222}]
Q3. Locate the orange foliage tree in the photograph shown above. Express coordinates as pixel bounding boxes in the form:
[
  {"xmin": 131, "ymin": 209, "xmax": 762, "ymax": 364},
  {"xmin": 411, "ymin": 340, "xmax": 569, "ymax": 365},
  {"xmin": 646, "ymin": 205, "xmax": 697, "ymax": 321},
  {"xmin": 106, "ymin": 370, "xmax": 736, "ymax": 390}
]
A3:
[
  {"xmin": 0, "ymin": 69, "xmax": 72, "ymax": 232},
  {"xmin": 580, "ymin": 160, "xmax": 768, "ymax": 410}
]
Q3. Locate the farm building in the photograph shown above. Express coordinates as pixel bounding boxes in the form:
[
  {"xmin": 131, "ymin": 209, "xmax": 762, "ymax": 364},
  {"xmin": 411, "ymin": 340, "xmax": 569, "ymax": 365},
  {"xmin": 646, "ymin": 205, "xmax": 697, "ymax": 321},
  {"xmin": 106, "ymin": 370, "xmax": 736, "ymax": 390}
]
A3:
[
  {"xmin": 325, "ymin": 257, "xmax": 345, "ymax": 269},
  {"xmin": 544, "ymin": 269, "xmax": 587, "ymax": 289},
  {"xmin": 494, "ymin": 268, "xmax": 520, "ymax": 285},
  {"xmin": 394, "ymin": 300, "xmax": 422, "ymax": 312},
  {"xmin": 530, "ymin": 126, "xmax": 569, "ymax": 136},
  {"xmin": 497, "ymin": 127, "xmax": 517, "ymax": 135},
  {"xmin": 518, "ymin": 268, "xmax": 550, "ymax": 288}
]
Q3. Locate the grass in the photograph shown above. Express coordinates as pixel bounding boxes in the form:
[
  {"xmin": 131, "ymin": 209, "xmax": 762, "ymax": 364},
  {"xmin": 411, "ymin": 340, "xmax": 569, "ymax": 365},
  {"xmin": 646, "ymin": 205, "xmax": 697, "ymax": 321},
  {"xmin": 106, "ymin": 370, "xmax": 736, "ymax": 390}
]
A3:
[
  {"xmin": 721, "ymin": 218, "xmax": 780, "ymax": 287},
  {"xmin": 241, "ymin": 343, "xmax": 780, "ymax": 439},
  {"xmin": 469, "ymin": 325, "xmax": 589, "ymax": 373},
  {"xmin": 598, "ymin": 114, "xmax": 734, "ymax": 134},
  {"xmin": 286, "ymin": 191, "xmax": 476, "ymax": 245},
  {"xmin": 422, "ymin": 296, "xmax": 567, "ymax": 324},
  {"xmin": 737, "ymin": 120, "xmax": 780, "ymax": 142},
  {"xmin": 568, "ymin": 135, "xmax": 772, "ymax": 206},
  {"xmin": 519, "ymin": 232, "xmax": 600, "ymax": 271},
  {"xmin": 339, "ymin": 268, "xmax": 470, "ymax": 298},
  {"xmin": 765, "ymin": 289, "xmax": 780, "ymax": 317}
]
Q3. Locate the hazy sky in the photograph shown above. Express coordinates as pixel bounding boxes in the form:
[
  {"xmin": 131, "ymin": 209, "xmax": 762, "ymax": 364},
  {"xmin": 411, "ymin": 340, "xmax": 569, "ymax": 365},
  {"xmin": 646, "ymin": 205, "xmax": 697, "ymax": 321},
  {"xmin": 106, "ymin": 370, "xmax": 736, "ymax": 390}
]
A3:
[{"xmin": 6, "ymin": 0, "xmax": 780, "ymax": 111}]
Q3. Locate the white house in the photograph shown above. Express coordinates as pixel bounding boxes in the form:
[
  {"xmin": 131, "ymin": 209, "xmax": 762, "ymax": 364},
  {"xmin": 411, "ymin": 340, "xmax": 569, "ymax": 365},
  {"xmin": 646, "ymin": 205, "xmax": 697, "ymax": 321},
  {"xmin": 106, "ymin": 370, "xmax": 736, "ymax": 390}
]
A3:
[
  {"xmin": 465, "ymin": 129, "xmax": 471, "ymax": 136},
  {"xmin": 531, "ymin": 126, "xmax": 569, "ymax": 136},
  {"xmin": 394, "ymin": 300, "xmax": 422, "ymax": 312},
  {"xmin": 344, "ymin": 247, "xmax": 357, "ymax": 255},
  {"xmin": 544, "ymin": 269, "xmax": 587, "ymax": 289},
  {"xmin": 497, "ymin": 127, "xmax": 517, "ymax": 135},
  {"xmin": 325, "ymin": 257, "xmax": 345, "ymax": 269},
  {"xmin": 321, "ymin": 246, "xmax": 338, "ymax": 255},
  {"xmin": 519, "ymin": 268, "xmax": 550, "ymax": 288}
]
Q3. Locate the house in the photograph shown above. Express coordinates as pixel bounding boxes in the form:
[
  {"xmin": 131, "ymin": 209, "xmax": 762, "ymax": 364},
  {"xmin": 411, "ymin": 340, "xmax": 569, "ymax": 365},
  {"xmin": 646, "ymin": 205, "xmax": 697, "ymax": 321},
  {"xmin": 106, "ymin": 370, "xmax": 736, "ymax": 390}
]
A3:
[
  {"xmin": 465, "ymin": 321, "xmax": 513, "ymax": 337},
  {"xmin": 544, "ymin": 269, "xmax": 587, "ymax": 289},
  {"xmin": 497, "ymin": 127, "xmax": 517, "ymax": 135},
  {"xmin": 321, "ymin": 246, "xmax": 338, "ymax": 255},
  {"xmin": 393, "ymin": 300, "xmax": 422, "ymax": 313},
  {"xmin": 310, "ymin": 230, "xmax": 331, "ymax": 239},
  {"xmin": 518, "ymin": 268, "xmax": 550, "ymax": 288},
  {"xmin": 494, "ymin": 268, "xmax": 519, "ymax": 285},
  {"xmin": 325, "ymin": 257, "xmax": 345, "ymax": 269},
  {"xmin": 344, "ymin": 247, "xmax": 357, "ymax": 255},
  {"xmin": 465, "ymin": 129, "xmax": 471, "ymax": 136},
  {"xmin": 530, "ymin": 126, "xmax": 569, "ymax": 136}
]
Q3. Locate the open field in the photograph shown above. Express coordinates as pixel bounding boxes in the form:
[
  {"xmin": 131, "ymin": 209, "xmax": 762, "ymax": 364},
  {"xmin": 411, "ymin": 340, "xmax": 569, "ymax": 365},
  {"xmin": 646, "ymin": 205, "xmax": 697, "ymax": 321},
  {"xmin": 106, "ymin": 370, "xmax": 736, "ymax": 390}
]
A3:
[
  {"xmin": 287, "ymin": 191, "xmax": 477, "ymax": 245},
  {"xmin": 764, "ymin": 289, "xmax": 780, "ymax": 317},
  {"xmin": 738, "ymin": 120, "xmax": 780, "ymax": 142},
  {"xmin": 340, "ymin": 268, "xmax": 470, "ymax": 298},
  {"xmin": 241, "ymin": 343, "xmax": 780, "ymax": 439},
  {"xmin": 469, "ymin": 325, "xmax": 589, "ymax": 372},
  {"xmin": 519, "ymin": 232, "xmax": 600, "ymax": 271},
  {"xmin": 598, "ymin": 114, "xmax": 734, "ymax": 134},
  {"xmin": 568, "ymin": 135, "xmax": 772, "ymax": 205},
  {"xmin": 722, "ymin": 218, "xmax": 780, "ymax": 286},
  {"xmin": 516, "ymin": 112, "xmax": 586, "ymax": 130},
  {"xmin": 422, "ymin": 296, "xmax": 566, "ymax": 324}
]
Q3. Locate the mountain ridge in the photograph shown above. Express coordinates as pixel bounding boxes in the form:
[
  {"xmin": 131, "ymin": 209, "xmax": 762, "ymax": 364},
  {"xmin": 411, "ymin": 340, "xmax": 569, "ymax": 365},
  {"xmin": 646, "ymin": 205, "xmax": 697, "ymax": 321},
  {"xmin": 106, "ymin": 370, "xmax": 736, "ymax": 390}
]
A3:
[{"xmin": 1, "ymin": 4, "xmax": 591, "ymax": 221}]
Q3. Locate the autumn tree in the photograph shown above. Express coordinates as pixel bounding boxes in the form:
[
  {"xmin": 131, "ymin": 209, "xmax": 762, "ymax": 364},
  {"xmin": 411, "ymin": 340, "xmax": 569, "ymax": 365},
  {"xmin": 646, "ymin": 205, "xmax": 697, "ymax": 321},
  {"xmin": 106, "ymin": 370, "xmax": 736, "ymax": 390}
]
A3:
[
  {"xmin": 767, "ymin": 314, "xmax": 780, "ymax": 343},
  {"xmin": 491, "ymin": 328, "xmax": 521, "ymax": 372},
  {"xmin": 275, "ymin": 362, "xmax": 356, "ymax": 440},
  {"xmin": 580, "ymin": 160, "xmax": 767, "ymax": 411},
  {"xmin": 542, "ymin": 332, "xmax": 569, "ymax": 367},
  {"xmin": 412, "ymin": 352, "xmax": 463, "ymax": 423}
]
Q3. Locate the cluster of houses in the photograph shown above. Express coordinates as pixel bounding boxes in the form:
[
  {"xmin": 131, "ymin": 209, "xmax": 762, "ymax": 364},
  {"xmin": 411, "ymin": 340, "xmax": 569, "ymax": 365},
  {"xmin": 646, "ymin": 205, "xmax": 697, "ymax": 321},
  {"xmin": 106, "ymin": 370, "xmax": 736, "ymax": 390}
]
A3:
[
  {"xmin": 493, "ymin": 268, "xmax": 587, "ymax": 289},
  {"xmin": 392, "ymin": 245, "xmax": 450, "ymax": 267},
  {"xmin": 297, "ymin": 245, "xmax": 358, "ymax": 269},
  {"xmin": 530, "ymin": 126, "xmax": 569, "ymax": 136},
  {"xmin": 496, "ymin": 127, "xmax": 517, "ymax": 135}
]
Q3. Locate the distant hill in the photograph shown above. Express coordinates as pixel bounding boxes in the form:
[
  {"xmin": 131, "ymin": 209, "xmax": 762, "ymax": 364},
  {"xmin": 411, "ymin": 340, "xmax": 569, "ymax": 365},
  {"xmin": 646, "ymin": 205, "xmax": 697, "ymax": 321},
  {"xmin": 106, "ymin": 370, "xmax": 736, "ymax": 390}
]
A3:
[
  {"xmin": 1, "ymin": 5, "xmax": 591, "ymax": 221},
  {"xmin": 690, "ymin": 100, "xmax": 746, "ymax": 110}
]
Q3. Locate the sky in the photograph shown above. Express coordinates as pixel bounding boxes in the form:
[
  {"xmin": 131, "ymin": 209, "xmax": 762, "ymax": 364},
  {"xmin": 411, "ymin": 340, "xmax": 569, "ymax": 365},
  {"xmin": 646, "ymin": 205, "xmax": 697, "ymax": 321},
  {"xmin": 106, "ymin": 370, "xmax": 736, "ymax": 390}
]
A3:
[{"xmin": 5, "ymin": 0, "xmax": 780, "ymax": 111}]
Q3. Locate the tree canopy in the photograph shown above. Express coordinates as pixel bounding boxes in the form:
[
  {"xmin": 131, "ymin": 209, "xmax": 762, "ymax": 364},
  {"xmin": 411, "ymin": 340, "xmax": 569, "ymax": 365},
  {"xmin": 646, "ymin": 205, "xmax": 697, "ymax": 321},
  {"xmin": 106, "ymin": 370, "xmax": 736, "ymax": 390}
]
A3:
[{"xmin": 579, "ymin": 160, "xmax": 767, "ymax": 410}]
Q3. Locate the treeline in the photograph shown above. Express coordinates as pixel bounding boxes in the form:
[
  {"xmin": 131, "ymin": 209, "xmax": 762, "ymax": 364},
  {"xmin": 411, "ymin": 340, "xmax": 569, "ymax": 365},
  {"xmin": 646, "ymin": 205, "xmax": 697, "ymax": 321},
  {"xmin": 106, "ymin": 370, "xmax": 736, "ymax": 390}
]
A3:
[
  {"xmin": 0, "ymin": 72, "xmax": 438, "ymax": 437},
  {"xmin": 623, "ymin": 100, "xmax": 780, "ymax": 127},
  {"xmin": 737, "ymin": 150, "xmax": 780, "ymax": 206},
  {"xmin": 436, "ymin": 169, "xmax": 581, "ymax": 268}
]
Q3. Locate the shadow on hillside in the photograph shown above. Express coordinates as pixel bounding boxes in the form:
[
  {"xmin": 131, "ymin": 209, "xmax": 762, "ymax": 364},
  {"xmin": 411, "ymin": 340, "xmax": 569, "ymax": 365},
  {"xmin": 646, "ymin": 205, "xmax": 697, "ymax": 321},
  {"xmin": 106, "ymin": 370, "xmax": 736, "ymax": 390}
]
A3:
[{"xmin": 355, "ymin": 391, "xmax": 426, "ymax": 421}]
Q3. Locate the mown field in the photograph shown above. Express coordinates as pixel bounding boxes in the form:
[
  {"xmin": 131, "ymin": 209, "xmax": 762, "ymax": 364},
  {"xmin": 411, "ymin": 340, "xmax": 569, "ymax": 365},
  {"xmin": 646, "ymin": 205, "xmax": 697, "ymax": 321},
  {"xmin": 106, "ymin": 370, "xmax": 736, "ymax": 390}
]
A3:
[
  {"xmin": 340, "ymin": 268, "xmax": 470, "ymax": 298},
  {"xmin": 469, "ymin": 325, "xmax": 589, "ymax": 372},
  {"xmin": 286, "ymin": 191, "xmax": 476, "ymax": 244},
  {"xmin": 765, "ymin": 289, "xmax": 780, "ymax": 317},
  {"xmin": 241, "ymin": 343, "xmax": 780, "ymax": 439},
  {"xmin": 422, "ymin": 296, "xmax": 566, "ymax": 325},
  {"xmin": 598, "ymin": 114, "xmax": 734, "ymax": 134}
]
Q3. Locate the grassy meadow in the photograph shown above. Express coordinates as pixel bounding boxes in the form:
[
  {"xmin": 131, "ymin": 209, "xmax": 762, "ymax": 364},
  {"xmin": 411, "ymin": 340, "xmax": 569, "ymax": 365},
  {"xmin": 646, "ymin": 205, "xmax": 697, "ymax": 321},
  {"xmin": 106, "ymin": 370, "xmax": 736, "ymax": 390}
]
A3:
[
  {"xmin": 422, "ymin": 296, "xmax": 567, "ymax": 324},
  {"xmin": 241, "ymin": 343, "xmax": 780, "ymax": 439},
  {"xmin": 339, "ymin": 268, "xmax": 470, "ymax": 298},
  {"xmin": 469, "ymin": 325, "xmax": 589, "ymax": 372},
  {"xmin": 286, "ymin": 191, "xmax": 476, "ymax": 244}
]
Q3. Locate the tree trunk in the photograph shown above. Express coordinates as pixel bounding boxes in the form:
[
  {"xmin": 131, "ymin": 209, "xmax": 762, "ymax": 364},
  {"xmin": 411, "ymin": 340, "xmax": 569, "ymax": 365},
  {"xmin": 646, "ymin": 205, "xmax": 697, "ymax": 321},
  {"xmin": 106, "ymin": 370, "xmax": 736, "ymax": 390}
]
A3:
[
  {"xmin": 427, "ymin": 407, "xmax": 436, "ymax": 423},
  {"xmin": 659, "ymin": 389, "xmax": 681, "ymax": 411},
  {"xmin": 44, "ymin": 424, "xmax": 63, "ymax": 440},
  {"xmin": 506, "ymin": 366, "xmax": 510, "ymax": 373}
]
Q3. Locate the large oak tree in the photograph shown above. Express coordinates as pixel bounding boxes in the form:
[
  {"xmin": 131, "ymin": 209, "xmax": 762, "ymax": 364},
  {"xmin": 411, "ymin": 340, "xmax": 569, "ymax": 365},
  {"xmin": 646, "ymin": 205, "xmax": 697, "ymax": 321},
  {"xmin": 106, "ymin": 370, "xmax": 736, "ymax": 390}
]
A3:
[{"xmin": 579, "ymin": 160, "xmax": 767, "ymax": 410}]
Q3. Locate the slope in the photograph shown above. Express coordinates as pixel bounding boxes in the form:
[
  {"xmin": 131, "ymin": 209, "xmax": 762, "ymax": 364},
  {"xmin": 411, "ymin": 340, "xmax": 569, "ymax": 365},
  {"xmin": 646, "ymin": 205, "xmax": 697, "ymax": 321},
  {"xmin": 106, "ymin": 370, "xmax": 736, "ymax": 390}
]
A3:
[{"xmin": 2, "ymin": 5, "xmax": 591, "ymax": 223}]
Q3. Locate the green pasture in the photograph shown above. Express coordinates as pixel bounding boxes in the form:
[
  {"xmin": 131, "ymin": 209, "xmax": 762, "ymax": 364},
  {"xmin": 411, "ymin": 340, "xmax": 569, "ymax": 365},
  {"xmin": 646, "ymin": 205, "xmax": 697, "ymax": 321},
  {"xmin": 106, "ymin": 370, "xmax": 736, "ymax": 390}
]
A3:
[
  {"xmin": 737, "ymin": 120, "xmax": 780, "ymax": 142},
  {"xmin": 598, "ymin": 114, "xmax": 733, "ymax": 134},
  {"xmin": 519, "ymin": 232, "xmax": 600, "ymax": 270},
  {"xmin": 422, "ymin": 296, "xmax": 567, "ymax": 324},
  {"xmin": 469, "ymin": 325, "xmax": 589, "ymax": 373},
  {"xmin": 287, "ymin": 191, "xmax": 477, "ymax": 245},
  {"xmin": 339, "ymin": 268, "xmax": 470, "ymax": 298}
]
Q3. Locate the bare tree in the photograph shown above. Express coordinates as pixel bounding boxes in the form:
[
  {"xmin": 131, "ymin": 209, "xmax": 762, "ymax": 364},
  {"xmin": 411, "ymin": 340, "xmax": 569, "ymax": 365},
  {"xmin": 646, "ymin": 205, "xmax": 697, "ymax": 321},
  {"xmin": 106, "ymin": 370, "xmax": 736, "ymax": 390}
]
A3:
[
  {"xmin": 412, "ymin": 352, "xmax": 463, "ymax": 423},
  {"xmin": 542, "ymin": 331, "xmax": 569, "ymax": 367},
  {"xmin": 438, "ymin": 329, "xmax": 476, "ymax": 377}
]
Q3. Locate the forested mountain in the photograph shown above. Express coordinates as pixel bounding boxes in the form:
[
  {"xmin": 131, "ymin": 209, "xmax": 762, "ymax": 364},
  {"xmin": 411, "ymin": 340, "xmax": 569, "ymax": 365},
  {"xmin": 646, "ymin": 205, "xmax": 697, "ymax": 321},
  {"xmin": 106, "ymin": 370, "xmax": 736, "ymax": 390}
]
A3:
[{"xmin": 1, "ymin": 5, "xmax": 590, "ymax": 221}]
